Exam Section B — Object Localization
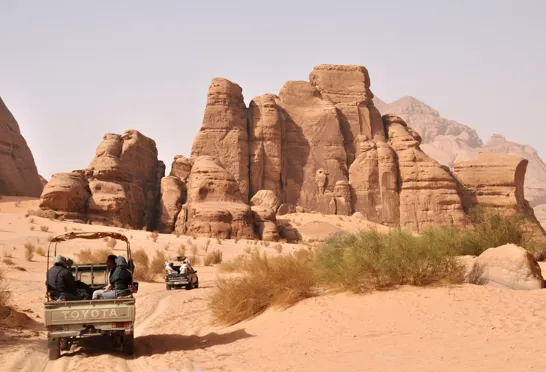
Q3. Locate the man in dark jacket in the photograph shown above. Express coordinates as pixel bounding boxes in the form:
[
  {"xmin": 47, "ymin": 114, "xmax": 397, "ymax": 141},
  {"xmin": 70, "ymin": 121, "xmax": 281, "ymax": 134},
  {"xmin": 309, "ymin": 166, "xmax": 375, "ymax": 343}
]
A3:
[
  {"xmin": 46, "ymin": 255, "xmax": 80, "ymax": 301},
  {"xmin": 92, "ymin": 256, "xmax": 133, "ymax": 299}
]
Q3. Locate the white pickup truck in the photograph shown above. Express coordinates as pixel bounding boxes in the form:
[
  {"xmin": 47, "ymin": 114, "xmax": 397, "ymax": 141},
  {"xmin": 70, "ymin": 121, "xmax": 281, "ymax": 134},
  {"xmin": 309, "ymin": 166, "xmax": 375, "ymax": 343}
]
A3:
[{"xmin": 44, "ymin": 232, "xmax": 137, "ymax": 360}]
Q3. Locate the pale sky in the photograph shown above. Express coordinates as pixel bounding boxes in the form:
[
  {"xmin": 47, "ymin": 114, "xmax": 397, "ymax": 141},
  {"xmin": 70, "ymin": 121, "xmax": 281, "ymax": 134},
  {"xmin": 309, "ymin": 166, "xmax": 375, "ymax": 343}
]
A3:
[{"xmin": 1, "ymin": 0, "xmax": 545, "ymax": 179}]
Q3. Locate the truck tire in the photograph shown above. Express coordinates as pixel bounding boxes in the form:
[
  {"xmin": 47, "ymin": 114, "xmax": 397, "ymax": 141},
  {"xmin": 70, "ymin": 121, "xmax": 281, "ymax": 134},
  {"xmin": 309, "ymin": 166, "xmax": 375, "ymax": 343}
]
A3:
[
  {"xmin": 166, "ymin": 283, "xmax": 171, "ymax": 290},
  {"xmin": 48, "ymin": 339, "xmax": 61, "ymax": 360},
  {"xmin": 122, "ymin": 333, "xmax": 134, "ymax": 355},
  {"xmin": 194, "ymin": 278, "xmax": 199, "ymax": 288},
  {"xmin": 185, "ymin": 281, "xmax": 193, "ymax": 290}
]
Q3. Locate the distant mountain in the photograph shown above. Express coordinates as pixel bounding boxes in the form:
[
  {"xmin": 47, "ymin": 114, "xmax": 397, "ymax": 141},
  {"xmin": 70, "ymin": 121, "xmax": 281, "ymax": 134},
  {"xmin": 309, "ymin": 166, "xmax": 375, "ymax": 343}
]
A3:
[{"xmin": 375, "ymin": 96, "xmax": 546, "ymax": 227}]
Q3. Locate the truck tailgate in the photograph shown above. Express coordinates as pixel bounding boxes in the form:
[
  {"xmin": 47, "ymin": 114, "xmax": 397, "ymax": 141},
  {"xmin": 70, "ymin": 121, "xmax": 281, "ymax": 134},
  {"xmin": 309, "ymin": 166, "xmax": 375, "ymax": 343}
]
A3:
[{"xmin": 45, "ymin": 299, "xmax": 135, "ymax": 326}]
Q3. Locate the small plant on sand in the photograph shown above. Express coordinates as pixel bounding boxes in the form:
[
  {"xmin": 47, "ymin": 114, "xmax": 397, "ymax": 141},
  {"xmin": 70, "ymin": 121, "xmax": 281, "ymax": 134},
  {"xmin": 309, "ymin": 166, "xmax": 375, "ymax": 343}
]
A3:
[
  {"xmin": 274, "ymin": 244, "xmax": 283, "ymax": 253},
  {"xmin": 132, "ymin": 249, "xmax": 152, "ymax": 281},
  {"xmin": 263, "ymin": 241, "xmax": 270, "ymax": 248},
  {"xmin": 36, "ymin": 246, "xmax": 45, "ymax": 256},
  {"xmin": 234, "ymin": 236, "xmax": 239, "ymax": 244},
  {"xmin": 75, "ymin": 248, "xmax": 114, "ymax": 264},
  {"xmin": 0, "ymin": 266, "xmax": 11, "ymax": 308},
  {"xmin": 107, "ymin": 238, "xmax": 118, "ymax": 249},
  {"xmin": 178, "ymin": 244, "xmax": 186, "ymax": 257},
  {"xmin": 29, "ymin": 225, "xmax": 35, "ymax": 231},
  {"xmin": 204, "ymin": 249, "xmax": 223, "ymax": 266},
  {"xmin": 64, "ymin": 226, "xmax": 68, "ymax": 232},
  {"xmin": 216, "ymin": 238, "xmax": 222, "ymax": 245},
  {"xmin": 24, "ymin": 243, "xmax": 35, "ymax": 261},
  {"xmin": 150, "ymin": 251, "xmax": 167, "ymax": 276},
  {"xmin": 40, "ymin": 225, "xmax": 49, "ymax": 232},
  {"xmin": 29, "ymin": 218, "xmax": 35, "ymax": 224},
  {"xmin": 164, "ymin": 243, "xmax": 170, "ymax": 251},
  {"xmin": 189, "ymin": 246, "xmax": 200, "ymax": 266},
  {"xmin": 150, "ymin": 231, "xmax": 159, "ymax": 243},
  {"xmin": 2, "ymin": 258, "xmax": 14, "ymax": 266}
]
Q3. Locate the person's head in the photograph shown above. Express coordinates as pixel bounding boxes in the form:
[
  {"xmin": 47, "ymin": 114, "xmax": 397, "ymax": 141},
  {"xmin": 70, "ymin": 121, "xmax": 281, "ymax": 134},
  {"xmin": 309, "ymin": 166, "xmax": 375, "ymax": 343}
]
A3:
[
  {"xmin": 66, "ymin": 258, "xmax": 73, "ymax": 269},
  {"xmin": 53, "ymin": 255, "xmax": 67, "ymax": 267},
  {"xmin": 106, "ymin": 255, "xmax": 117, "ymax": 269}
]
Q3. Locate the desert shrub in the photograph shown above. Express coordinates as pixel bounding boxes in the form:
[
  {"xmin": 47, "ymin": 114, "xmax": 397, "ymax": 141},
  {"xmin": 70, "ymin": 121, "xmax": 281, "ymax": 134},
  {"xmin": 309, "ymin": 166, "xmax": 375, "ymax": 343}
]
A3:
[
  {"xmin": 75, "ymin": 248, "xmax": 114, "ymax": 264},
  {"xmin": 150, "ymin": 251, "xmax": 167, "ymax": 276},
  {"xmin": 274, "ymin": 244, "xmax": 283, "ymax": 253},
  {"xmin": 209, "ymin": 250, "xmax": 316, "ymax": 325},
  {"xmin": 40, "ymin": 225, "xmax": 49, "ymax": 232},
  {"xmin": 24, "ymin": 243, "xmax": 35, "ymax": 261},
  {"xmin": 150, "ymin": 231, "xmax": 159, "ymax": 243},
  {"xmin": 2, "ymin": 258, "xmax": 14, "ymax": 266},
  {"xmin": 36, "ymin": 246, "xmax": 45, "ymax": 256},
  {"xmin": 178, "ymin": 244, "xmax": 186, "ymax": 257},
  {"xmin": 219, "ymin": 254, "xmax": 249, "ymax": 273},
  {"xmin": 107, "ymin": 238, "xmax": 118, "ymax": 249},
  {"xmin": 163, "ymin": 243, "xmax": 170, "ymax": 251},
  {"xmin": 64, "ymin": 226, "xmax": 68, "ymax": 232},
  {"xmin": 216, "ymin": 238, "xmax": 222, "ymax": 245},
  {"xmin": 132, "ymin": 249, "xmax": 152, "ymax": 281},
  {"xmin": 29, "ymin": 218, "xmax": 35, "ymax": 224},
  {"xmin": 314, "ymin": 229, "xmax": 465, "ymax": 294},
  {"xmin": 0, "ymin": 267, "xmax": 10, "ymax": 308},
  {"xmin": 204, "ymin": 249, "xmax": 223, "ymax": 266},
  {"xmin": 29, "ymin": 225, "xmax": 35, "ymax": 231}
]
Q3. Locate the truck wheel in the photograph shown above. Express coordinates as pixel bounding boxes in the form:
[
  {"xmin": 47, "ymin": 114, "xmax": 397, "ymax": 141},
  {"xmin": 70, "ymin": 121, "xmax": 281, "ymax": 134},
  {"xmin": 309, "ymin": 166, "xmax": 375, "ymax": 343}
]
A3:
[
  {"xmin": 166, "ymin": 284, "xmax": 171, "ymax": 290},
  {"xmin": 48, "ymin": 339, "xmax": 61, "ymax": 360},
  {"xmin": 122, "ymin": 333, "xmax": 134, "ymax": 356},
  {"xmin": 194, "ymin": 279, "xmax": 199, "ymax": 288},
  {"xmin": 185, "ymin": 281, "xmax": 193, "ymax": 290}
]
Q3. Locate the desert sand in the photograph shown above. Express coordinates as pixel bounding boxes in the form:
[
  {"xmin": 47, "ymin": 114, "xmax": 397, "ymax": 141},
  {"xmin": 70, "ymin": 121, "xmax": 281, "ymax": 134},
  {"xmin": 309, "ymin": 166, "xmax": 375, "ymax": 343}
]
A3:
[{"xmin": 1, "ymin": 196, "xmax": 546, "ymax": 372}]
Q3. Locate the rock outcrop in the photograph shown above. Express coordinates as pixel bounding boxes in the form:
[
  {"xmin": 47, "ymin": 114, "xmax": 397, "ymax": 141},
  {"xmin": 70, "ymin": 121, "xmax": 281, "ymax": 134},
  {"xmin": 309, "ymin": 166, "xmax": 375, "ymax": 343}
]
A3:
[
  {"xmin": 170, "ymin": 155, "xmax": 192, "ymax": 181},
  {"xmin": 157, "ymin": 176, "xmax": 185, "ymax": 233},
  {"xmin": 0, "ymin": 97, "xmax": 43, "ymax": 196},
  {"xmin": 36, "ymin": 130, "xmax": 163, "ymax": 230},
  {"xmin": 468, "ymin": 244, "xmax": 545, "ymax": 290},
  {"xmin": 376, "ymin": 96, "xmax": 546, "ymax": 229},
  {"xmin": 177, "ymin": 156, "xmax": 256, "ymax": 239},
  {"xmin": 190, "ymin": 78, "xmax": 250, "ymax": 202}
]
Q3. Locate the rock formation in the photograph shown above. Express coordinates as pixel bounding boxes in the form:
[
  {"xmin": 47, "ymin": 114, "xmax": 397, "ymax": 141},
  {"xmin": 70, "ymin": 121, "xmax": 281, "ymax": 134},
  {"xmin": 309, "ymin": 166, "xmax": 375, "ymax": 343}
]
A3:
[
  {"xmin": 177, "ymin": 156, "xmax": 255, "ymax": 239},
  {"xmin": 375, "ymin": 96, "xmax": 546, "ymax": 229},
  {"xmin": 0, "ymin": 97, "xmax": 43, "ymax": 196},
  {"xmin": 36, "ymin": 130, "xmax": 163, "ymax": 230},
  {"xmin": 468, "ymin": 244, "xmax": 545, "ymax": 290},
  {"xmin": 190, "ymin": 78, "xmax": 250, "ymax": 202},
  {"xmin": 36, "ymin": 64, "xmax": 544, "ymax": 238}
]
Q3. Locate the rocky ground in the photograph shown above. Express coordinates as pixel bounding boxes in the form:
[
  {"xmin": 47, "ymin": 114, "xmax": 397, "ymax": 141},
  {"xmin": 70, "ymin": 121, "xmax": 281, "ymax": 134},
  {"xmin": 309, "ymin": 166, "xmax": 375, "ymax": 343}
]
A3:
[{"xmin": 1, "ymin": 197, "xmax": 546, "ymax": 372}]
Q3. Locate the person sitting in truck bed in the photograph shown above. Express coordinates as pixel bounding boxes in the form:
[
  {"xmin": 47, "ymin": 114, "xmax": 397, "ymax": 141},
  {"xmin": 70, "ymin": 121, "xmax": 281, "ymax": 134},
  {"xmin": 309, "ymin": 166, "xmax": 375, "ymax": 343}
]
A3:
[
  {"xmin": 92, "ymin": 256, "xmax": 133, "ymax": 299},
  {"xmin": 65, "ymin": 258, "xmax": 92, "ymax": 300},
  {"xmin": 46, "ymin": 255, "xmax": 81, "ymax": 301}
]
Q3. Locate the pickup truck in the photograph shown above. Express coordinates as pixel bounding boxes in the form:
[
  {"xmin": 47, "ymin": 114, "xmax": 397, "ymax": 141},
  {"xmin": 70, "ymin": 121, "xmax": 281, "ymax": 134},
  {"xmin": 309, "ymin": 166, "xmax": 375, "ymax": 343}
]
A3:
[
  {"xmin": 165, "ymin": 258, "xmax": 199, "ymax": 290},
  {"xmin": 44, "ymin": 232, "xmax": 137, "ymax": 360}
]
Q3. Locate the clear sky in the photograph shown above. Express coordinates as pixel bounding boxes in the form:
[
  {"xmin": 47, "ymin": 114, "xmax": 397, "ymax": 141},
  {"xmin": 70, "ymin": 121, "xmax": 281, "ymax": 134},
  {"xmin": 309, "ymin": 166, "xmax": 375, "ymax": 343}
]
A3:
[{"xmin": 1, "ymin": 0, "xmax": 545, "ymax": 179}]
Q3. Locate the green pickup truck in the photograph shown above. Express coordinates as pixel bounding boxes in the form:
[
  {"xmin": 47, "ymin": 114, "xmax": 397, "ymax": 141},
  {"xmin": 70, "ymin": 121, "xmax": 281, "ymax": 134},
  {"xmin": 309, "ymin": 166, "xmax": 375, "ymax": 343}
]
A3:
[{"xmin": 44, "ymin": 232, "xmax": 137, "ymax": 360}]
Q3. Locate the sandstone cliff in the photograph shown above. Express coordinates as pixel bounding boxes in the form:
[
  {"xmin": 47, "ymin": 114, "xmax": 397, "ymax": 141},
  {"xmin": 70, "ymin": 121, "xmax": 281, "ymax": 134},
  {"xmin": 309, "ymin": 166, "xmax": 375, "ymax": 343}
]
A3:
[
  {"xmin": 0, "ymin": 97, "xmax": 43, "ymax": 197},
  {"xmin": 376, "ymin": 96, "xmax": 546, "ymax": 228}
]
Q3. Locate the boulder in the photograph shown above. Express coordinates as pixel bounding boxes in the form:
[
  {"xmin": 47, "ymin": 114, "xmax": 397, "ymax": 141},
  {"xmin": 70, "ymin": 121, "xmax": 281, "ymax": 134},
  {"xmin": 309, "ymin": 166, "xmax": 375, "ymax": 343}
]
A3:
[
  {"xmin": 178, "ymin": 156, "xmax": 255, "ymax": 239},
  {"xmin": 468, "ymin": 244, "xmax": 545, "ymax": 290},
  {"xmin": 278, "ymin": 81, "xmax": 348, "ymax": 211},
  {"xmin": 251, "ymin": 205, "xmax": 279, "ymax": 241},
  {"xmin": 248, "ymin": 94, "xmax": 284, "ymax": 201},
  {"xmin": 190, "ymin": 78, "xmax": 250, "ymax": 202},
  {"xmin": 250, "ymin": 189, "xmax": 280, "ymax": 211},
  {"xmin": 0, "ymin": 97, "xmax": 43, "ymax": 196},
  {"xmin": 157, "ymin": 176, "xmax": 185, "ymax": 233},
  {"xmin": 384, "ymin": 115, "xmax": 466, "ymax": 231},
  {"xmin": 170, "ymin": 155, "xmax": 192, "ymax": 181},
  {"xmin": 36, "ymin": 171, "xmax": 90, "ymax": 221}
]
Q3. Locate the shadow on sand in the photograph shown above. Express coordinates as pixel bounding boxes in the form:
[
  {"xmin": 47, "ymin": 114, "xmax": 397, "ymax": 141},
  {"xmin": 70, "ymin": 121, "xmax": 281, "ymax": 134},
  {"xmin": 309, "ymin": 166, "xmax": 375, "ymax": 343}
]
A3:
[{"xmin": 136, "ymin": 329, "xmax": 254, "ymax": 356}]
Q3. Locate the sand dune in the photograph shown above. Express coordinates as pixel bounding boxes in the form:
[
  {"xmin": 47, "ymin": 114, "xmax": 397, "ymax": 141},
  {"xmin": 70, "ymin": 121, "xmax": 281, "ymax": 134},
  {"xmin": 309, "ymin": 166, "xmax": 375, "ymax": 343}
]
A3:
[{"xmin": 1, "ymin": 197, "xmax": 546, "ymax": 371}]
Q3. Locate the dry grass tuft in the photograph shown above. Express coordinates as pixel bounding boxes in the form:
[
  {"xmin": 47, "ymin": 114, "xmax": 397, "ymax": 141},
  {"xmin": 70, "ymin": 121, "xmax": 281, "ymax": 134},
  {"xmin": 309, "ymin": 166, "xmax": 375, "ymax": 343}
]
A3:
[
  {"xmin": 24, "ymin": 243, "xmax": 35, "ymax": 261},
  {"xmin": 36, "ymin": 246, "xmax": 46, "ymax": 256},
  {"xmin": 204, "ymin": 249, "xmax": 223, "ymax": 266},
  {"xmin": 209, "ymin": 250, "xmax": 315, "ymax": 325},
  {"xmin": 150, "ymin": 231, "xmax": 159, "ymax": 243},
  {"xmin": 40, "ymin": 225, "xmax": 49, "ymax": 232},
  {"xmin": 75, "ymin": 248, "xmax": 114, "ymax": 264}
]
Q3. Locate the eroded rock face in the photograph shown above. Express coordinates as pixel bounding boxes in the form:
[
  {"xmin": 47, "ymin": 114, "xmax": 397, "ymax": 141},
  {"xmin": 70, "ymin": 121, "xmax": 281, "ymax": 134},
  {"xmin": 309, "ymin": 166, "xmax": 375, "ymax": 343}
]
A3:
[
  {"xmin": 0, "ymin": 97, "xmax": 43, "ymax": 196},
  {"xmin": 157, "ymin": 176, "xmax": 185, "ymax": 233},
  {"xmin": 37, "ymin": 171, "xmax": 90, "ymax": 221},
  {"xmin": 178, "ymin": 156, "xmax": 255, "ymax": 239},
  {"xmin": 37, "ymin": 130, "xmax": 163, "ymax": 229},
  {"xmin": 384, "ymin": 115, "xmax": 466, "ymax": 231},
  {"xmin": 250, "ymin": 189, "xmax": 280, "ymax": 241},
  {"xmin": 468, "ymin": 244, "xmax": 545, "ymax": 290},
  {"xmin": 279, "ymin": 80, "xmax": 348, "ymax": 211},
  {"xmin": 170, "ymin": 155, "xmax": 192, "ymax": 181},
  {"xmin": 310, "ymin": 65, "xmax": 385, "ymax": 165},
  {"xmin": 190, "ymin": 78, "xmax": 250, "ymax": 202},
  {"xmin": 250, "ymin": 189, "xmax": 280, "ymax": 211},
  {"xmin": 248, "ymin": 94, "xmax": 285, "ymax": 201}
]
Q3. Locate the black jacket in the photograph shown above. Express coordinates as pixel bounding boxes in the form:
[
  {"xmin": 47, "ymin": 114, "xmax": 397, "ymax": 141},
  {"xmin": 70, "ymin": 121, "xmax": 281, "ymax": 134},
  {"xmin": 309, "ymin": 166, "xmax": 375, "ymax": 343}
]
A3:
[
  {"xmin": 110, "ymin": 256, "xmax": 133, "ymax": 291},
  {"xmin": 46, "ymin": 264, "xmax": 77, "ymax": 295}
]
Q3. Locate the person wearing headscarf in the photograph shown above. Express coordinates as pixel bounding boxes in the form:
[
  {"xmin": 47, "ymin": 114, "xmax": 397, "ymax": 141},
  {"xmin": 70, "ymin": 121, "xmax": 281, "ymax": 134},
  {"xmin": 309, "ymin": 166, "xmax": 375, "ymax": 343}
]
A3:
[
  {"xmin": 46, "ymin": 255, "xmax": 80, "ymax": 301},
  {"xmin": 92, "ymin": 256, "xmax": 133, "ymax": 299}
]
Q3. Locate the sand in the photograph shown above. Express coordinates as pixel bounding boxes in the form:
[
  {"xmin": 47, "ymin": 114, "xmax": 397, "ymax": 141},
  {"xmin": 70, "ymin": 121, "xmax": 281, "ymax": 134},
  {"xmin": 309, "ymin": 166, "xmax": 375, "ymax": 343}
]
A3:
[{"xmin": 1, "ymin": 196, "xmax": 546, "ymax": 372}]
